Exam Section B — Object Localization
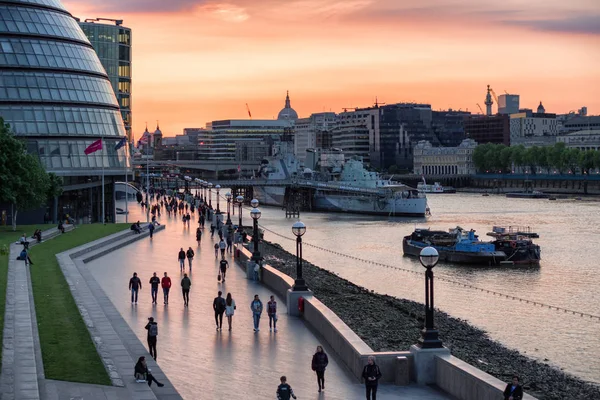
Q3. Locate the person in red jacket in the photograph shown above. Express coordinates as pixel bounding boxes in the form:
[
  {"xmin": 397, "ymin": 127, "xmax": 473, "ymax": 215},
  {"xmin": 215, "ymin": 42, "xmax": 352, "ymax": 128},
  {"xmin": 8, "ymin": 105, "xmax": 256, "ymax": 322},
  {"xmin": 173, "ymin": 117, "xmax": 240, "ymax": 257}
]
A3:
[{"xmin": 161, "ymin": 272, "xmax": 172, "ymax": 305}]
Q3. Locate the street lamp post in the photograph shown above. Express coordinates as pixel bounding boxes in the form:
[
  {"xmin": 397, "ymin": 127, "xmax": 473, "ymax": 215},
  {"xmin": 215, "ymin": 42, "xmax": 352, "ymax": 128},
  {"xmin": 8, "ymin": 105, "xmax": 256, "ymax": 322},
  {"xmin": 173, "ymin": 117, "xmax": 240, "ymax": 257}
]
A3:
[
  {"xmin": 292, "ymin": 221, "xmax": 308, "ymax": 291},
  {"xmin": 215, "ymin": 184, "xmax": 221, "ymax": 213},
  {"xmin": 236, "ymin": 195, "xmax": 244, "ymax": 231},
  {"xmin": 208, "ymin": 183, "xmax": 213, "ymax": 207},
  {"xmin": 250, "ymin": 205, "xmax": 261, "ymax": 262},
  {"xmin": 417, "ymin": 246, "xmax": 443, "ymax": 349},
  {"xmin": 225, "ymin": 192, "xmax": 232, "ymax": 225}
]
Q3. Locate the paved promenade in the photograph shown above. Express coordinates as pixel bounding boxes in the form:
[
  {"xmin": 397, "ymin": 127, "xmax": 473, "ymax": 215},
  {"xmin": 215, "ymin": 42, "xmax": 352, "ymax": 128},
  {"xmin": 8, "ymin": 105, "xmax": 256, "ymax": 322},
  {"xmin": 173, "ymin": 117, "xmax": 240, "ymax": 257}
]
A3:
[{"xmin": 93, "ymin": 202, "xmax": 451, "ymax": 399}]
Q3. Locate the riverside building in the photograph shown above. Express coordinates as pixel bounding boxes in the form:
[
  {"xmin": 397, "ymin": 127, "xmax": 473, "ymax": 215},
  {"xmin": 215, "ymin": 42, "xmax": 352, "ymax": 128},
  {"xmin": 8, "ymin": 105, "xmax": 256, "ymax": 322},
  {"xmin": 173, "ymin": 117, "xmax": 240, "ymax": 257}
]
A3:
[
  {"xmin": 78, "ymin": 18, "xmax": 132, "ymax": 142},
  {"xmin": 464, "ymin": 114, "xmax": 510, "ymax": 146},
  {"xmin": 0, "ymin": 0, "xmax": 130, "ymax": 223},
  {"xmin": 294, "ymin": 112, "xmax": 336, "ymax": 163},
  {"xmin": 413, "ymin": 139, "xmax": 477, "ymax": 176},
  {"xmin": 509, "ymin": 105, "xmax": 558, "ymax": 147}
]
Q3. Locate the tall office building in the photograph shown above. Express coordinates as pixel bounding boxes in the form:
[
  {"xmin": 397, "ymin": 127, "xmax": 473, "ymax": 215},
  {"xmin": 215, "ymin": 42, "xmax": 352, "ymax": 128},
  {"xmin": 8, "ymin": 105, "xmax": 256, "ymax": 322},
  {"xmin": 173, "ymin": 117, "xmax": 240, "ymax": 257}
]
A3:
[
  {"xmin": 294, "ymin": 112, "xmax": 336, "ymax": 163},
  {"xmin": 498, "ymin": 94, "xmax": 520, "ymax": 115},
  {"xmin": 78, "ymin": 18, "xmax": 132, "ymax": 141},
  {"xmin": 0, "ymin": 0, "xmax": 130, "ymax": 223}
]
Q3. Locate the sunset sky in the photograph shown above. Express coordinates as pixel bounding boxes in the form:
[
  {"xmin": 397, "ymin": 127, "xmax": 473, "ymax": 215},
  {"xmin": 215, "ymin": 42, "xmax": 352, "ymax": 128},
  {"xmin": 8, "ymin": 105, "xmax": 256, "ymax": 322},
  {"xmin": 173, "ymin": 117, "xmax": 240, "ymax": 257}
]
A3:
[{"xmin": 65, "ymin": 0, "xmax": 600, "ymax": 137}]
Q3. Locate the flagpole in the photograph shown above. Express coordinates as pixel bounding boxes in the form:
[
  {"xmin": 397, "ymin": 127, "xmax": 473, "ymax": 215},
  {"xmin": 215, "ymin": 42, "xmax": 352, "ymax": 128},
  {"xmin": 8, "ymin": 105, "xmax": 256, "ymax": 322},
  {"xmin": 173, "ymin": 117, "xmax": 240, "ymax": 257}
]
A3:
[{"xmin": 101, "ymin": 138, "xmax": 105, "ymax": 224}]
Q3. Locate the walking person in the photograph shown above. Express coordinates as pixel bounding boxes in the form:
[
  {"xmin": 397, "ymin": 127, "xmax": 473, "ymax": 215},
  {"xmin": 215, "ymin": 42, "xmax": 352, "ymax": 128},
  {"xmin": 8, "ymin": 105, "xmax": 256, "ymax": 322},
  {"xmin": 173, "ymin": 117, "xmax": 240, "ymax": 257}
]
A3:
[
  {"xmin": 362, "ymin": 355, "xmax": 382, "ymax": 400},
  {"xmin": 219, "ymin": 239, "xmax": 226, "ymax": 258},
  {"xmin": 186, "ymin": 247, "xmax": 195, "ymax": 270},
  {"xmin": 178, "ymin": 248, "xmax": 186, "ymax": 272},
  {"xmin": 214, "ymin": 242, "xmax": 219, "ymax": 259},
  {"xmin": 213, "ymin": 291, "xmax": 226, "ymax": 331},
  {"xmin": 181, "ymin": 273, "xmax": 191, "ymax": 306},
  {"xmin": 148, "ymin": 221, "xmax": 155, "ymax": 238},
  {"xmin": 276, "ymin": 376, "xmax": 297, "ymax": 400},
  {"xmin": 210, "ymin": 223, "xmax": 216, "ymax": 238},
  {"xmin": 219, "ymin": 257, "xmax": 229, "ymax": 283},
  {"xmin": 129, "ymin": 272, "xmax": 142, "ymax": 304},
  {"xmin": 226, "ymin": 234, "xmax": 233, "ymax": 254},
  {"xmin": 250, "ymin": 294, "xmax": 263, "ymax": 332},
  {"xmin": 225, "ymin": 293, "xmax": 236, "ymax": 331},
  {"xmin": 145, "ymin": 317, "xmax": 158, "ymax": 360},
  {"xmin": 134, "ymin": 356, "xmax": 164, "ymax": 387},
  {"xmin": 267, "ymin": 295, "xmax": 278, "ymax": 332},
  {"xmin": 312, "ymin": 345, "xmax": 329, "ymax": 392},
  {"xmin": 149, "ymin": 272, "xmax": 160, "ymax": 304},
  {"xmin": 161, "ymin": 272, "xmax": 171, "ymax": 305},
  {"xmin": 503, "ymin": 376, "xmax": 524, "ymax": 400},
  {"xmin": 196, "ymin": 227, "xmax": 202, "ymax": 245}
]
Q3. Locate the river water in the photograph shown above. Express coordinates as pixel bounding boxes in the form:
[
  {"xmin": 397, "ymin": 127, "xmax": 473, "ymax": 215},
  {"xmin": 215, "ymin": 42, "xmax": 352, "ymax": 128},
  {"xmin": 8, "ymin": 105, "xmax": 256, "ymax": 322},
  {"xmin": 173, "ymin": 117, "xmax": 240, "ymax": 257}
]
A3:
[{"xmin": 251, "ymin": 193, "xmax": 600, "ymax": 385}]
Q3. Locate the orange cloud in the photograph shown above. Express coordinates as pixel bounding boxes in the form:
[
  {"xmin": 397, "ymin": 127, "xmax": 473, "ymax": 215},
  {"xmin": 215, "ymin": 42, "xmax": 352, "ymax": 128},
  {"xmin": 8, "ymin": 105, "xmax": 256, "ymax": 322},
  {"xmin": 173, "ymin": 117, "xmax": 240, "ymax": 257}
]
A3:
[{"xmin": 64, "ymin": 0, "xmax": 600, "ymax": 137}]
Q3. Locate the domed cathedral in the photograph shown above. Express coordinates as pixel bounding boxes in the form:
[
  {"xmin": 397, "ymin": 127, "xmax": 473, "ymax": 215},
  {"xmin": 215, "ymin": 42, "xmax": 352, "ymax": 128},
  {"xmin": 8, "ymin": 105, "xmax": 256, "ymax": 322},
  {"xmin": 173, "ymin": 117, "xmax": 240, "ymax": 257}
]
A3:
[
  {"xmin": 153, "ymin": 122, "xmax": 162, "ymax": 148},
  {"xmin": 0, "ymin": 0, "xmax": 130, "ymax": 224},
  {"xmin": 277, "ymin": 91, "xmax": 298, "ymax": 121},
  {"xmin": 537, "ymin": 102, "xmax": 546, "ymax": 114}
]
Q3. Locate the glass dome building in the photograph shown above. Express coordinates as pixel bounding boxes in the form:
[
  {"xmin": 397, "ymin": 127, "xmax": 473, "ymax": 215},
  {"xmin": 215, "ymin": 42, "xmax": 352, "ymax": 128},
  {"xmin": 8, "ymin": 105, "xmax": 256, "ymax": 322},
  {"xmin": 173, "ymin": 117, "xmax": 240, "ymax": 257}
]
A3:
[{"xmin": 0, "ymin": 0, "xmax": 130, "ymax": 223}]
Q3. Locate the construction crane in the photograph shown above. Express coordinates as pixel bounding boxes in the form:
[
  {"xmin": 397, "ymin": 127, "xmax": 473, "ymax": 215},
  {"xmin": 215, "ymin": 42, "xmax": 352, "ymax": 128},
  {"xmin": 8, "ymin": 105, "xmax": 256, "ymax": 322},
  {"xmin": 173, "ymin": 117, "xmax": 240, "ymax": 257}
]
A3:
[
  {"xmin": 489, "ymin": 87, "xmax": 499, "ymax": 104},
  {"xmin": 476, "ymin": 103, "xmax": 484, "ymax": 114},
  {"xmin": 245, "ymin": 103, "xmax": 252, "ymax": 119}
]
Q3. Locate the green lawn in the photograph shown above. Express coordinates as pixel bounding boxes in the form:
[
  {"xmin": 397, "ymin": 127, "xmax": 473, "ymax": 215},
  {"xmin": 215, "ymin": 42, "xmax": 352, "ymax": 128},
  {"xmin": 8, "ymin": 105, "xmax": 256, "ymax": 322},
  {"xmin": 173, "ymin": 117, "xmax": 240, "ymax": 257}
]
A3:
[
  {"xmin": 28, "ymin": 223, "xmax": 128, "ymax": 385},
  {"xmin": 0, "ymin": 224, "xmax": 47, "ymax": 366}
]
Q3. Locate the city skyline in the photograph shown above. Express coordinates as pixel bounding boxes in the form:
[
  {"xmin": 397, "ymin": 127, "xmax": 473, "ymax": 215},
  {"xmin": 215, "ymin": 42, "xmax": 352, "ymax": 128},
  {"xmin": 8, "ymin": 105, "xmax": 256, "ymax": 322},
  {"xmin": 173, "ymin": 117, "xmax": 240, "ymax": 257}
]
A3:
[{"xmin": 65, "ymin": 0, "xmax": 600, "ymax": 136}]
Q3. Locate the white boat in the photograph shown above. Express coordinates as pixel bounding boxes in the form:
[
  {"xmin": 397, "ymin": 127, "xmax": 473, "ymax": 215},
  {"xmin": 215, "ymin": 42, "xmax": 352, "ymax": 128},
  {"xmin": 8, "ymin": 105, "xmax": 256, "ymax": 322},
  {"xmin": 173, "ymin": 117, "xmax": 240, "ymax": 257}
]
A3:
[
  {"xmin": 417, "ymin": 178, "xmax": 456, "ymax": 194},
  {"xmin": 255, "ymin": 149, "xmax": 428, "ymax": 216}
]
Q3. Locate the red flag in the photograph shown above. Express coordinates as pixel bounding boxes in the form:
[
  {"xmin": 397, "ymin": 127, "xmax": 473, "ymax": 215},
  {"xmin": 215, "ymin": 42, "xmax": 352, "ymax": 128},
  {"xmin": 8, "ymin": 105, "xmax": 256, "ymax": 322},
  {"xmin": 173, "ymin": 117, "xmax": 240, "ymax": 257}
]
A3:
[{"xmin": 84, "ymin": 139, "xmax": 103, "ymax": 155}]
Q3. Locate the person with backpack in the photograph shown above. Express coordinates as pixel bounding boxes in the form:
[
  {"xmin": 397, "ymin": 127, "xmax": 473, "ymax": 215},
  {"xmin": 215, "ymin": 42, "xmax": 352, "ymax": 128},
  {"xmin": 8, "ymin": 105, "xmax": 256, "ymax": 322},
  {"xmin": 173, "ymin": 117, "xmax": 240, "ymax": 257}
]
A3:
[
  {"xmin": 267, "ymin": 295, "xmax": 278, "ymax": 332},
  {"xmin": 312, "ymin": 345, "xmax": 329, "ymax": 392},
  {"xmin": 225, "ymin": 292, "xmax": 236, "ymax": 331},
  {"xmin": 145, "ymin": 317, "xmax": 158, "ymax": 360},
  {"xmin": 129, "ymin": 272, "xmax": 142, "ymax": 304},
  {"xmin": 276, "ymin": 376, "xmax": 297, "ymax": 400},
  {"xmin": 362, "ymin": 355, "xmax": 382, "ymax": 400},
  {"xmin": 149, "ymin": 272, "xmax": 160, "ymax": 304},
  {"xmin": 178, "ymin": 248, "xmax": 186, "ymax": 272},
  {"xmin": 186, "ymin": 247, "xmax": 195, "ymax": 270},
  {"xmin": 213, "ymin": 291, "xmax": 226, "ymax": 331},
  {"xmin": 219, "ymin": 258, "xmax": 229, "ymax": 283},
  {"xmin": 181, "ymin": 273, "xmax": 191, "ymax": 306},
  {"xmin": 250, "ymin": 294, "xmax": 263, "ymax": 332},
  {"xmin": 161, "ymin": 272, "xmax": 171, "ymax": 305}
]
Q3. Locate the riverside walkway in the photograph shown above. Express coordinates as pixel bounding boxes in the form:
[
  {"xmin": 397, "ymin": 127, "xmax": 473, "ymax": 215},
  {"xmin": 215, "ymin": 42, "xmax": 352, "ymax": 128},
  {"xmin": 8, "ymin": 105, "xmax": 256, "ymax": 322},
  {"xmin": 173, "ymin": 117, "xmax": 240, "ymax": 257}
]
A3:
[{"xmin": 98, "ymin": 202, "xmax": 451, "ymax": 399}]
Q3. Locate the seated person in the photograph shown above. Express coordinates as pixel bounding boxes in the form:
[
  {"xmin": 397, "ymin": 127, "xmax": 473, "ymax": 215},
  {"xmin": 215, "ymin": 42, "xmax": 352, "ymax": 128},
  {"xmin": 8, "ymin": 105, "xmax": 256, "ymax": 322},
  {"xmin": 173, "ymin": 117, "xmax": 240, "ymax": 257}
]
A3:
[
  {"xmin": 17, "ymin": 234, "xmax": 28, "ymax": 245},
  {"xmin": 32, "ymin": 229, "xmax": 42, "ymax": 242},
  {"xmin": 58, "ymin": 222, "xmax": 65, "ymax": 234},
  {"xmin": 17, "ymin": 248, "xmax": 33, "ymax": 265},
  {"xmin": 130, "ymin": 223, "xmax": 141, "ymax": 234},
  {"xmin": 134, "ymin": 356, "xmax": 164, "ymax": 387}
]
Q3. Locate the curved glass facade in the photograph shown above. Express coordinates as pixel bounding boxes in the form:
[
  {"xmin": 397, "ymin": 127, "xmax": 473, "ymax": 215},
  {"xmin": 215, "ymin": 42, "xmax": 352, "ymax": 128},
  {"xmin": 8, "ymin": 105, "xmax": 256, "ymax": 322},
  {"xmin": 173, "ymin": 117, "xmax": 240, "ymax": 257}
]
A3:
[
  {"xmin": 0, "ymin": 0, "xmax": 129, "ymax": 175},
  {"xmin": 0, "ymin": 71, "xmax": 119, "ymax": 106},
  {"xmin": 0, "ymin": 5, "xmax": 90, "ymax": 43}
]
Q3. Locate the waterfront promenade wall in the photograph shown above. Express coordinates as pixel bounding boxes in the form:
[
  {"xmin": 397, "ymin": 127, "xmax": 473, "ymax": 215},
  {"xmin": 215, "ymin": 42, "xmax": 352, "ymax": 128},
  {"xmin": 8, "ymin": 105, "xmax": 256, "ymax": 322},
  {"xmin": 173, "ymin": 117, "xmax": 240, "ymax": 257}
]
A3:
[{"xmin": 235, "ymin": 241, "xmax": 537, "ymax": 399}]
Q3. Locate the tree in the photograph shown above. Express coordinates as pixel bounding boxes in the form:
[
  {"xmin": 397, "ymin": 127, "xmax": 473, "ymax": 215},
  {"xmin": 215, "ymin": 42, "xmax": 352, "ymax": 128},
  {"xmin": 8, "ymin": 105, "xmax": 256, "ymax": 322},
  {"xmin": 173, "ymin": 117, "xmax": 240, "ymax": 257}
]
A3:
[
  {"xmin": 0, "ymin": 119, "xmax": 51, "ymax": 230},
  {"xmin": 579, "ymin": 150, "xmax": 597, "ymax": 174},
  {"xmin": 548, "ymin": 142, "xmax": 567, "ymax": 173},
  {"xmin": 562, "ymin": 148, "xmax": 581, "ymax": 174},
  {"xmin": 510, "ymin": 145, "xmax": 526, "ymax": 169},
  {"xmin": 499, "ymin": 146, "xmax": 513, "ymax": 172},
  {"xmin": 47, "ymin": 173, "xmax": 63, "ymax": 200}
]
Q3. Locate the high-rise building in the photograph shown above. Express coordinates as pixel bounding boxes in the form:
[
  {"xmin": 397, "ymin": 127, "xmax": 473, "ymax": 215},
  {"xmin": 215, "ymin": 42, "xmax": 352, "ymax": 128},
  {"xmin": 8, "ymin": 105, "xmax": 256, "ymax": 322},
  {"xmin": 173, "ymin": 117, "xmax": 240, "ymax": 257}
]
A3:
[
  {"xmin": 294, "ymin": 112, "xmax": 336, "ymax": 163},
  {"xmin": 431, "ymin": 109, "xmax": 470, "ymax": 147},
  {"xmin": 498, "ymin": 94, "xmax": 520, "ymax": 115},
  {"xmin": 0, "ymin": 0, "xmax": 130, "ymax": 223},
  {"xmin": 78, "ymin": 18, "xmax": 132, "ymax": 141},
  {"xmin": 332, "ymin": 108, "xmax": 379, "ymax": 164},
  {"xmin": 464, "ymin": 115, "xmax": 510, "ymax": 145}
]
